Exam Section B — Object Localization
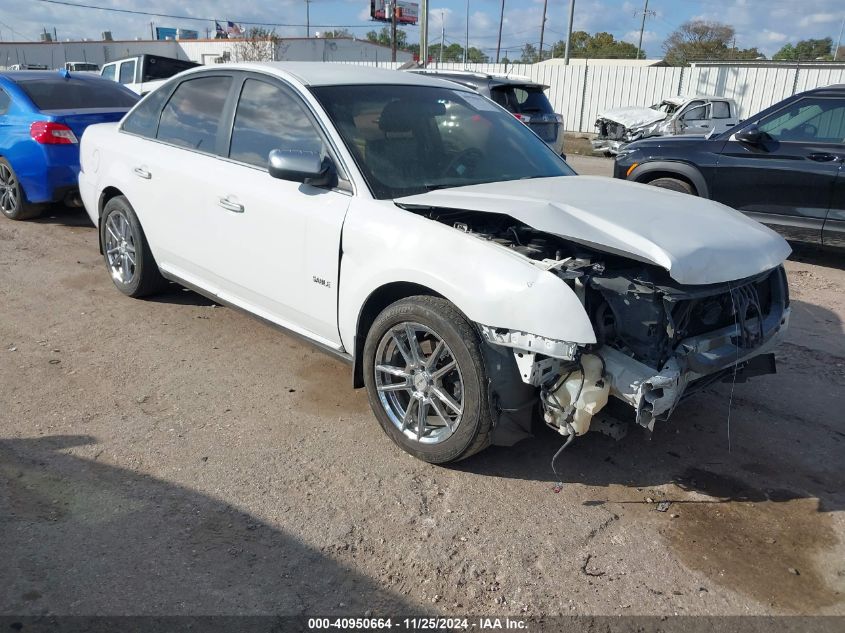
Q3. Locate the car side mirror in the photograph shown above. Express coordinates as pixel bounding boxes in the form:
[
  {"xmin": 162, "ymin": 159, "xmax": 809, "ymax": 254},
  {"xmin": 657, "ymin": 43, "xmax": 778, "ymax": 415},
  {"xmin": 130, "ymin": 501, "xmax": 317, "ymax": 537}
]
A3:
[
  {"xmin": 735, "ymin": 124, "xmax": 763, "ymax": 145},
  {"xmin": 268, "ymin": 149, "xmax": 333, "ymax": 187}
]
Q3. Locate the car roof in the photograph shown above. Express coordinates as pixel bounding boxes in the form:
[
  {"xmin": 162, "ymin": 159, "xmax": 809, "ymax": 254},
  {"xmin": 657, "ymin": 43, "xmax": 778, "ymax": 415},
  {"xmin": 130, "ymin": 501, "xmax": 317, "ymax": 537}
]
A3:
[
  {"xmin": 0, "ymin": 70, "xmax": 109, "ymax": 82},
  {"xmin": 179, "ymin": 62, "xmax": 477, "ymax": 90},
  {"xmin": 805, "ymin": 83, "xmax": 845, "ymax": 96},
  {"xmin": 410, "ymin": 69, "xmax": 547, "ymax": 88}
]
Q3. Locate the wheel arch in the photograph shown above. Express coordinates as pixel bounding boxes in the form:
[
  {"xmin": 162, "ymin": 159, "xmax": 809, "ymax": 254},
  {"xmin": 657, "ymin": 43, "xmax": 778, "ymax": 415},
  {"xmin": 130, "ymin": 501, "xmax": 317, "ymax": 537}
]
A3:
[
  {"xmin": 96, "ymin": 186, "xmax": 126, "ymax": 254},
  {"xmin": 352, "ymin": 281, "xmax": 445, "ymax": 388},
  {"xmin": 629, "ymin": 161, "xmax": 709, "ymax": 198}
]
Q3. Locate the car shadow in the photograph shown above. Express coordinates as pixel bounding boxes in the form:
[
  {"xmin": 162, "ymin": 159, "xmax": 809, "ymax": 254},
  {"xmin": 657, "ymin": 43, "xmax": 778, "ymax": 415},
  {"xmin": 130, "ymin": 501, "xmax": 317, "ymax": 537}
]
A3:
[
  {"xmin": 147, "ymin": 284, "xmax": 219, "ymax": 307},
  {"xmin": 453, "ymin": 297, "xmax": 845, "ymax": 514},
  {"xmin": 29, "ymin": 205, "xmax": 93, "ymax": 228},
  {"xmin": 0, "ymin": 435, "xmax": 413, "ymax": 615},
  {"xmin": 788, "ymin": 242, "xmax": 845, "ymax": 271}
]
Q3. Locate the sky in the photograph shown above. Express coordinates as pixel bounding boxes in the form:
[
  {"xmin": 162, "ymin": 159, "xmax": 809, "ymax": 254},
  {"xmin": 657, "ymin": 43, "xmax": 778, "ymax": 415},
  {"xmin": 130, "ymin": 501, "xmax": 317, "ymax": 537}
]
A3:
[{"xmin": 1, "ymin": 0, "xmax": 844, "ymax": 59}]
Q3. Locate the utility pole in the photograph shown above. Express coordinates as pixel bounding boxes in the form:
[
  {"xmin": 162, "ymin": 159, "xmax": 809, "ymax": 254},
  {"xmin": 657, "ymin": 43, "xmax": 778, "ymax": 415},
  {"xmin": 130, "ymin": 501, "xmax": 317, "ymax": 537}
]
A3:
[
  {"xmin": 420, "ymin": 0, "xmax": 429, "ymax": 65},
  {"xmin": 306, "ymin": 0, "xmax": 310, "ymax": 38},
  {"xmin": 463, "ymin": 0, "xmax": 469, "ymax": 64},
  {"xmin": 563, "ymin": 0, "xmax": 574, "ymax": 65},
  {"xmin": 495, "ymin": 0, "xmax": 505, "ymax": 63},
  {"xmin": 391, "ymin": 0, "xmax": 397, "ymax": 62},
  {"xmin": 636, "ymin": 0, "xmax": 655, "ymax": 60},
  {"xmin": 439, "ymin": 11, "xmax": 445, "ymax": 65},
  {"xmin": 835, "ymin": 15, "xmax": 845, "ymax": 62},
  {"xmin": 538, "ymin": 0, "xmax": 548, "ymax": 62}
]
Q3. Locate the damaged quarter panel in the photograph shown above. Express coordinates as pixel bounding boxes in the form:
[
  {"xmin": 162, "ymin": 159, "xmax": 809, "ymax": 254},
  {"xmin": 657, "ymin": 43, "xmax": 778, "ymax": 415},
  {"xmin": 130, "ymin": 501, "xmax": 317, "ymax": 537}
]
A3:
[{"xmin": 336, "ymin": 198, "xmax": 597, "ymax": 356}]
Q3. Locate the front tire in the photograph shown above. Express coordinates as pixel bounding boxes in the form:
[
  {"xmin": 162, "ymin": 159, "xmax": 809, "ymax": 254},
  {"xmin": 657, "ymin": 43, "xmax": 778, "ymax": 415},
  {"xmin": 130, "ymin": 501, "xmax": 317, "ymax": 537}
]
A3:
[
  {"xmin": 101, "ymin": 196, "xmax": 167, "ymax": 297},
  {"xmin": 647, "ymin": 177, "xmax": 695, "ymax": 195},
  {"xmin": 363, "ymin": 296, "xmax": 494, "ymax": 464},
  {"xmin": 0, "ymin": 159, "xmax": 43, "ymax": 220}
]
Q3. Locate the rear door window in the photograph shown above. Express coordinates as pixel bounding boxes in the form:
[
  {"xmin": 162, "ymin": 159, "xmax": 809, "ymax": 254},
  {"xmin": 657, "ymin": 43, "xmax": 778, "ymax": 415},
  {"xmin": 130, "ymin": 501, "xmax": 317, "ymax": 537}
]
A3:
[
  {"xmin": 118, "ymin": 60, "xmax": 136, "ymax": 85},
  {"xmin": 711, "ymin": 101, "xmax": 732, "ymax": 119},
  {"xmin": 121, "ymin": 87, "xmax": 171, "ymax": 138},
  {"xmin": 16, "ymin": 77, "xmax": 139, "ymax": 110},
  {"xmin": 229, "ymin": 78, "xmax": 324, "ymax": 168},
  {"xmin": 157, "ymin": 75, "xmax": 232, "ymax": 152}
]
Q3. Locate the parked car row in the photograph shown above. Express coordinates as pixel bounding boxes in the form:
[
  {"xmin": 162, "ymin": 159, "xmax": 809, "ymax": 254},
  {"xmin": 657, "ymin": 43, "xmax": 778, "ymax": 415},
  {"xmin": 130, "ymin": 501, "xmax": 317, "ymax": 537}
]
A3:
[
  {"xmin": 0, "ymin": 70, "xmax": 138, "ymax": 219},
  {"xmin": 1, "ymin": 64, "xmax": 793, "ymax": 465},
  {"xmin": 614, "ymin": 83, "xmax": 845, "ymax": 249}
]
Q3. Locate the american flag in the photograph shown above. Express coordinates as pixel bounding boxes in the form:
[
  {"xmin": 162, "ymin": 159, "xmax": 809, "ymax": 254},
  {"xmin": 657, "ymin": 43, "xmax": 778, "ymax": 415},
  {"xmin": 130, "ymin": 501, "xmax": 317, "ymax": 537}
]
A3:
[{"xmin": 226, "ymin": 21, "xmax": 244, "ymax": 36}]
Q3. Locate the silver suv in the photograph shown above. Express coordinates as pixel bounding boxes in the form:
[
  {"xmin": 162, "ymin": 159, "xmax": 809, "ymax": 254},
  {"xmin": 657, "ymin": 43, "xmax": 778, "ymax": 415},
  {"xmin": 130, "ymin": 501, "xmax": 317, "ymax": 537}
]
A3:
[{"xmin": 409, "ymin": 70, "xmax": 565, "ymax": 158}]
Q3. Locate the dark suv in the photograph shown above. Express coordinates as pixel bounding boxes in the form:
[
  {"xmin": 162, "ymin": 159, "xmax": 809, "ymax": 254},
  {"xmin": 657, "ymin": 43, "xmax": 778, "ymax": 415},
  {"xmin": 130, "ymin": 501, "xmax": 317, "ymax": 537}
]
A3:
[
  {"xmin": 613, "ymin": 84, "xmax": 845, "ymax": 248},
  {"xmin": 409, "ymin": 69, "xmax": 565, "ymax": 157}
]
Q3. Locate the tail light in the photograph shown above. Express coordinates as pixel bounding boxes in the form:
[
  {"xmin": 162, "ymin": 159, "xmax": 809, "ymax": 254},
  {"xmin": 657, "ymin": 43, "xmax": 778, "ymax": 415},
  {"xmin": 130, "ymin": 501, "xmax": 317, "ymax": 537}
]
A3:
[
  {"xmin": 513, "ymin": 113, "xmax": 532, "ymax": 124},
  {"xmin": 30, "ymin": 121, "xmax": 78, "ymax": 145}
]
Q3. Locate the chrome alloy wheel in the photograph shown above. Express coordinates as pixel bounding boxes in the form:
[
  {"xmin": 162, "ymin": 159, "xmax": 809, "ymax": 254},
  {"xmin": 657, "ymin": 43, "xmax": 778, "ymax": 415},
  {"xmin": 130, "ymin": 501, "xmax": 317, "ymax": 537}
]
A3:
[
  {"xmin": 374, "ymin": 322, "xmax": 465, "ymax": 445},
  {"xmin": 104, "ymin": 210, "xmax": 137, "ymax": 285},
  {"xmin": 0, "ymin": 163, "xmax": 19, "ymax": 213}
]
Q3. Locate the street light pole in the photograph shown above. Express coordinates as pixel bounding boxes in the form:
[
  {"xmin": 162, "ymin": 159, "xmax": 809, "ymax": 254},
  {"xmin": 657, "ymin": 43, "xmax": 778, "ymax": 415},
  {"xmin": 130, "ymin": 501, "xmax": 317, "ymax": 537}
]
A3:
[
  {"xmin": 495, "ymin": 0, "xmax": 505, "ymax": 63},
  {"xmin": 420, "ymin": 0, "xmax": 429, "ymax": 66},
  {"xmin": 563, "ymin": 0, "xmax": 575, "ymax": 65},
  {"xmin": 464, "ymin": 0, "xmax": 469, "ymax": 65},
  {"xmin": 306, "ymin": 0, "xmax": 310, "ymax": 38},
  {"xmin": 440, "ymin": 11, "xmax": 445, "ymax": 65},
  {"xmin": 538, "ymin": 0, "xmax": 548, "ymax": 62},
  {"xmin": 391, "ymin": 0, "xmax": 397, "ymax": 62},
  {"xmin": 636, "ymin": 0, "xmax": 649, "ymax": 60},
  {"xmin": 834, "ymin": 15, "xmax": 844, "ymax": 62}
]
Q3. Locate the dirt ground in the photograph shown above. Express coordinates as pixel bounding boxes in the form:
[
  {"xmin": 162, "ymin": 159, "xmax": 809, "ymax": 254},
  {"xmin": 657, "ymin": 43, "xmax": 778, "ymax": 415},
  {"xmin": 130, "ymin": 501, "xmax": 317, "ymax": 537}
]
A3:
[{"xmin": 1, "ymin": 158, "xmax": 844, "ymax": 618}]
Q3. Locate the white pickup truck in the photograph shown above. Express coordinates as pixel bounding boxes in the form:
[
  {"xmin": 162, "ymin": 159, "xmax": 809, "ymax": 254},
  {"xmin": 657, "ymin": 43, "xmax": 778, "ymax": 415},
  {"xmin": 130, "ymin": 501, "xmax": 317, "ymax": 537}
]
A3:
[
  {"xmin": 100, "ymin": 54, "xmax": 198, "ymax": 95},
  {"xmin": 593, "ymin": 95, "xmax": 740, "ymax": 155}
]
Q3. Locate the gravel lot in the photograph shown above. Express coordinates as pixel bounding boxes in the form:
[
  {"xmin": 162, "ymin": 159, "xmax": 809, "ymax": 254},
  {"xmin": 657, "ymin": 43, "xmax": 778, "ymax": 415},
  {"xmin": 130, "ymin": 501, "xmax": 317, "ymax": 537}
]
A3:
[{"xmin": 1, "ymin": 156, "xmax": 843, "ymax": 618}]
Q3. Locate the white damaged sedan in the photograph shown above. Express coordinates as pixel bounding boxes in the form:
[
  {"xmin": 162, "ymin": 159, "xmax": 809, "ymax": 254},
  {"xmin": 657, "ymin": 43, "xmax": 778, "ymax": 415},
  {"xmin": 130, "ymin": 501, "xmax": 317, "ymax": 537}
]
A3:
[{"xmin": 78, "ymin": 63, "xmax": 791, "ymax": 463}]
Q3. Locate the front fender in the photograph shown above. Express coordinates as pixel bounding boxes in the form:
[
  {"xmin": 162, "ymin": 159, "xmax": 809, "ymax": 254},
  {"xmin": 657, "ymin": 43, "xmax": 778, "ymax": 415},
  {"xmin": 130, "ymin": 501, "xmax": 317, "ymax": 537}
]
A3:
[{"xmin": 338, "ymin": 200, "xmax": 596, "ymax": 353}]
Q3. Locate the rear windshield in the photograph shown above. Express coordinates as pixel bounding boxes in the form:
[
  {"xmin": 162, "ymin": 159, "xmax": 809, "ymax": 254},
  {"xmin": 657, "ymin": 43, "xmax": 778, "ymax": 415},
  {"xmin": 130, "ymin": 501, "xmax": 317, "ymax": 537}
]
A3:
[
  {"xmin": 18, "ymin": 77, "xmax": 138, "ymax": 110},
  {"xmin": 490, "ymin": 85, "xmax": 553, "ymax": 114},
  {"xmin": 142, "ymin": 56, "xmax": 199, "ymax": 81}
]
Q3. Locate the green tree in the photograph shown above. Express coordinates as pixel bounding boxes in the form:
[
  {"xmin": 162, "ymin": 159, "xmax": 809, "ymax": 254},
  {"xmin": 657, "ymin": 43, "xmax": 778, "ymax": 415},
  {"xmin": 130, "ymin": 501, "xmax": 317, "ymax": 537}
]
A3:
[
  {"xmin": 320, "ymin": 28, "xmax": 353, "ymax": 38},
  {"xmin": 773, "ymin": 37, "xmax": 833, "ymax": 61},
  {"xmin": 520, "ymin": 43, "xmax": 538, "ymax": 63},
  {"xmin": 366, "ymin": 26, "xmax": 407, "ymax": 49},
  {"xmin": 662, "ymin": 20, "xmax": 736, "ymax": 65},
  {"xmin": 547, "ymin": 31, "xmax": 639, "ymax": 59}
]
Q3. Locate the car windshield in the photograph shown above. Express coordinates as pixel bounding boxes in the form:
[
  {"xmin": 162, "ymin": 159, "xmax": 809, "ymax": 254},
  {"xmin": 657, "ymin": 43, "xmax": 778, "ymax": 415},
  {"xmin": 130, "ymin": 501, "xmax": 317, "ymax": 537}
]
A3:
[
  {"xmin": 311, "ymin": 84, "xmax": 574, "ymax": 199},
  {"xmin": 651, "ymin": 100, "xmax": 680, "ymax": 114},
  {"xmin": 17, "ymin": 77, "xmax": 138, "ymax": 110}
]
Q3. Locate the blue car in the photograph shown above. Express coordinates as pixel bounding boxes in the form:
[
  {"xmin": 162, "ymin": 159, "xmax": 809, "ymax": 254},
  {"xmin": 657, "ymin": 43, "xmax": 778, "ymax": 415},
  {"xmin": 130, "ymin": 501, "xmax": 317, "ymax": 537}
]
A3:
[{"xmin": 0, "ymin": 70, "xmax": 138, "ymax": 220}]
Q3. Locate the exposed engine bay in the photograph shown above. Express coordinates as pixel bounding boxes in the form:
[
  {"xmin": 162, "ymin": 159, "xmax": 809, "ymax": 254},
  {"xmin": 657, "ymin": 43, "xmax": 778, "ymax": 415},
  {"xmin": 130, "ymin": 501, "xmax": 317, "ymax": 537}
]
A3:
[{"xmin": 409, "ymin": 206, "xmax": 790, "ymax": 442}]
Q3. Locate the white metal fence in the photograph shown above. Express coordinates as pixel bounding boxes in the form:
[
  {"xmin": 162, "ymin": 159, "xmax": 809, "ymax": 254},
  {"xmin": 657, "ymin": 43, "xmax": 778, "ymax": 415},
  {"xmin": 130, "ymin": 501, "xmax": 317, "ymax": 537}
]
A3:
[{"xmin": 333, "ymin": 61, "xmax": 845, "ymax": 133}]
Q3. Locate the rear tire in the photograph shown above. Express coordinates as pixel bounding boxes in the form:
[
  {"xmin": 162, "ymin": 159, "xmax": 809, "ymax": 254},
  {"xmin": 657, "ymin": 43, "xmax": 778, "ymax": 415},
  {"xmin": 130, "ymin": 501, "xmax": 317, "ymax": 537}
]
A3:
[
  {"xmin": 101, "ymin": 196, "xmax": 168, "ymax": 298},
  {"xmin": 363, "ymin": 296, "xmax": 494, "ymax": 464},
  {"xmin": 648, "ymin": 177, "xmax": 695, "ymax": 195},
  {"xmin": 0, "ymin": 159, "xmax": 44, "ymax": 220}
]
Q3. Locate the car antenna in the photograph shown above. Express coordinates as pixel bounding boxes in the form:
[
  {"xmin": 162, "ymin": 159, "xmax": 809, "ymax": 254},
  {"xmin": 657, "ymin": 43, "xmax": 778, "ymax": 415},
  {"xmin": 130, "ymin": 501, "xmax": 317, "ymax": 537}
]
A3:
[{"xmin": 60, "ymin": 68, "xmax": 71, "ymax": 79}]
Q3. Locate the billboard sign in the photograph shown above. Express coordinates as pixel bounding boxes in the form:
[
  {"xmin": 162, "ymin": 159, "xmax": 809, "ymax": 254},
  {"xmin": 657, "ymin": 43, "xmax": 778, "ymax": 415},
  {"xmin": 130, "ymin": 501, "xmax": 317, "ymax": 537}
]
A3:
[
  {"xmin": 370, "ymin": 0, "xmax": 419, "ymax": 25},
  {"xmin": 155, "ymin": 27, "xmax": 199, "ymax": 40}
]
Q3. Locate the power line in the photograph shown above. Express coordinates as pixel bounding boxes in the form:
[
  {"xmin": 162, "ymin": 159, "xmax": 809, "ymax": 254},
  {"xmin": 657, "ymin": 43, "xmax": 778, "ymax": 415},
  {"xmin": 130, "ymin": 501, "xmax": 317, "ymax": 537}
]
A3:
[{"xmin": 30, "ymin": 0, "xmax": 390, "ymax": 29}]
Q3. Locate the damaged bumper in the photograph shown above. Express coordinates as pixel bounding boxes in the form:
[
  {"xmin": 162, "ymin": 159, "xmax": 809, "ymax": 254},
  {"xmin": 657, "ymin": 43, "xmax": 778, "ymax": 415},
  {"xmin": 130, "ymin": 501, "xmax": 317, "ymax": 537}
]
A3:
[{"xmin": 600, "ymin": 311, "xmax": 787, "ymax": 430}]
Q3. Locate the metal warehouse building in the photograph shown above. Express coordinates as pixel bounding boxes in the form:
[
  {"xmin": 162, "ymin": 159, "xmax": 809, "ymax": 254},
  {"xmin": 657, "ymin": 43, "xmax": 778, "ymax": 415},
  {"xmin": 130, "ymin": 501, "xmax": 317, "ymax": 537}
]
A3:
[{"xmin": 0, "ymin": 36, "xmax": 412, "ymax": 69}]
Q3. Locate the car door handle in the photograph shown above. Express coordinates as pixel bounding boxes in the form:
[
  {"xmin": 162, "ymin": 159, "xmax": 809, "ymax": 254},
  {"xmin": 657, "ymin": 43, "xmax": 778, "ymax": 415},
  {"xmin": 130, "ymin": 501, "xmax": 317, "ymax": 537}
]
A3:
[
  {"xmin": 133, "ymin": 167, "xmax": 151, "ymax": 179},
  {"xmin": 806, "ymin": 153, "xmax": 839, "ymax": 162},
  {"xmin": 218, "ymin": 197, "xmax": 244, "ymax": 213}
]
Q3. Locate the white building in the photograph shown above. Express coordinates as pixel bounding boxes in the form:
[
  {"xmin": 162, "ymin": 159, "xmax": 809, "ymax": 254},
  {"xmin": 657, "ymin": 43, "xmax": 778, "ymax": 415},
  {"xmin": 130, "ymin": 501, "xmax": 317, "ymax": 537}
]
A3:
[{"xmin": 0, "ymin": 36, "xmax": 413, "ymax": 69}]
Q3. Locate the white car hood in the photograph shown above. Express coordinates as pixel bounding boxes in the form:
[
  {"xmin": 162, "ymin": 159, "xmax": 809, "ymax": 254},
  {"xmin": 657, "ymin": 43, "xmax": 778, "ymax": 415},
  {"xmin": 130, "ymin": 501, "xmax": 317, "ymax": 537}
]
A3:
[
  {"xmin": 395, "ymin": 176, "xmax": 791, "ymax": 285},
  {"xmin": 597, "ymin": 106, "xmax": 667, "ymax": 128}
]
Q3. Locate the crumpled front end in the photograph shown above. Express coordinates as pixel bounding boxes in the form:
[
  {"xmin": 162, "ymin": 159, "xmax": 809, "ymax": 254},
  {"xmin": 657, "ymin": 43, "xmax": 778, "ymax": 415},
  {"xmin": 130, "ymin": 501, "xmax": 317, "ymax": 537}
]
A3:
[
  {"xmin": 592, "ymin": 116, "xmax": 673, "ymax": 155},
  {"xmin": 527, "ymin": 261, "xmax": 790, "ymax": 436}
]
